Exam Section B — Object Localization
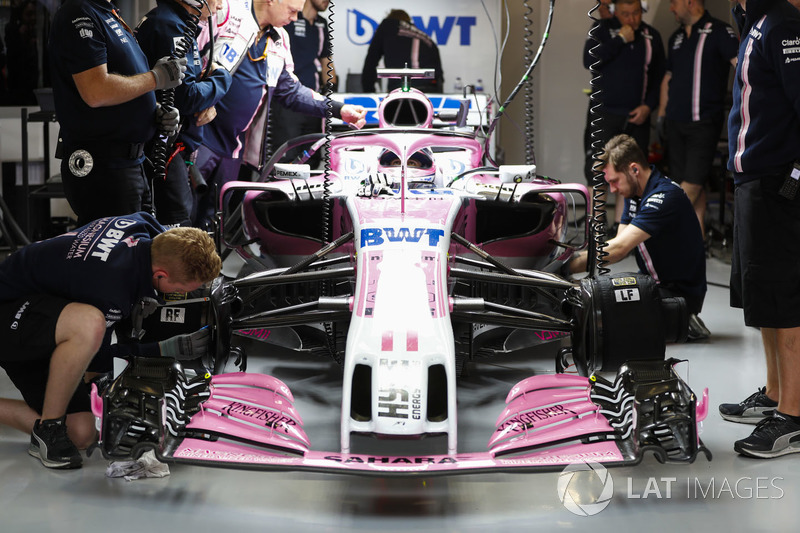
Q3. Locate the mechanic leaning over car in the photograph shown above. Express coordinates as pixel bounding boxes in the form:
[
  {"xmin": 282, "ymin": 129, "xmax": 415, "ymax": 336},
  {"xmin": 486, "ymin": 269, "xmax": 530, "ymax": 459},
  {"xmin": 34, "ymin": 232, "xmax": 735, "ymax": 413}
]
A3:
[
  {"xmin": 567, "ymin": 134, "xmax": 709, "ymax": 341},
  {"xmin": 0, "ymin": 213, "xmax": 222, "ymax": 470},
  {"xmin": 716, "ymin": 0, "xmax": 800, "ymax": 460},
  {"xmin": 193, "ymin": 0, "xmax": 366, "ymax": 230},
  {"xmin": 135, "ymin": 0, "xmax": 233, "ymax": 227},
  {"xmin": 48, "ymin": 0, "xmax": 187, "ymax": 226}
]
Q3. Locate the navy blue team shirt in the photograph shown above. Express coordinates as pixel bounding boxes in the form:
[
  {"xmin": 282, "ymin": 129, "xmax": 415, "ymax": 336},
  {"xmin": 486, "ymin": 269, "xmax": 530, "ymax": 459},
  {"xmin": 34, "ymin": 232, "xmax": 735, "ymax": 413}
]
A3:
[
  {"xmin": 583, "ymin": 17, "xmax": 666, "ymax": 116},
  {"xmin": 48, "ymin": 0, "xmax": 156, "ymax": 156},
  {"xmin": 621, "ymin": 167, "xmax": 707, "ymax": 303},
  {"xmin": 728, "ymin": 0, "xmax": 800, "ymax": 183},
  {"xmin": 665, "ymin": 10, "xmax": 739, "ymax": 123},
  {"xmin": 284, "ymin": 11, "xmax": 331, "ymax": 91},
  {"xmin": 0, "ymin": 213, "xmax": 163, "ymax": 326},
  {"xmin": 135, "ymin": 0, "xmax": 232, "ymax": 152}
]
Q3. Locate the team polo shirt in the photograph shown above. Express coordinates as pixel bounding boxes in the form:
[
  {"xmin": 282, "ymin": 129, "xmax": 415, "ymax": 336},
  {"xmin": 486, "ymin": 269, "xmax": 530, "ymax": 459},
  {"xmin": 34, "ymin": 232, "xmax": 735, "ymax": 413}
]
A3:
[
  {"xmin": 202, "ymin": 29, "xmax": 271, "ymax": 158},
  {"xmin": 665, "ymin": 11, "xmax": 739, "ymax": 123},
  {"xmin": 727, "ymin": 0, "xmax": 800, "ymax": 183},
  {"xmin": 284, "ymin": 12, "xmax": 331, "ymax": 91},
  {"xmin": 583, "ymin": 18, "xmax": 666, "ymax": 116},
  {"xmin": 48, "ymin": 0, "xmax": 156, "ymax": 150},
  {"xmin": 0, "ymin": 212, "xmax": 162, "ymax": 325},
  {"xmin": 621, "ymin": 167, "xmax": 706, "ymax": 301},
  {"xmin": 135, "ymin": 0, "xmax": 232, "ymax": 152}
]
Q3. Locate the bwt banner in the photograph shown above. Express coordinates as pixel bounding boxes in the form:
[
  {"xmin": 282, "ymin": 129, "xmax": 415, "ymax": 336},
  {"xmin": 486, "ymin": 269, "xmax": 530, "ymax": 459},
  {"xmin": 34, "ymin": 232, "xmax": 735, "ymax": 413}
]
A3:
[{"xmin": 325, "ymin": 1, "xmax": 502, "ymax": 94}]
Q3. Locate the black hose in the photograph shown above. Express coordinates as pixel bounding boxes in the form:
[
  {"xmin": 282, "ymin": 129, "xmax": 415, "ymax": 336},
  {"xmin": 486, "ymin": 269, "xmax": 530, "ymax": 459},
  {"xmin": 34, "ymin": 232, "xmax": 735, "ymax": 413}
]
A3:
[
  {"xmin": 149, "ymin": 3, "xmax": 205, "ymax": 215},
  {"xmin": 586, "ymin": 1, "xmax": 610, "ymax": 277}
]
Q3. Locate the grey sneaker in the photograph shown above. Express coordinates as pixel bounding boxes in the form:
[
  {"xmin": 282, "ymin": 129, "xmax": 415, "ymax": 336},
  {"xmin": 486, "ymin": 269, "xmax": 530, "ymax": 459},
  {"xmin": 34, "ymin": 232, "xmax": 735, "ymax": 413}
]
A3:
[
  {"xmin": 735, "ymin": 412, "xmax": 800, "ymax": 458},
  {"xmin": 686, "ymin": 314, "xmax": 710, "ymax": 341},
  {"xmin": 719, "ymin": 387, "xmax": 777, "ymax": 424},
  {"xmin": 28, "ymin": 416, "xmax": 82, "ymax": 469}
]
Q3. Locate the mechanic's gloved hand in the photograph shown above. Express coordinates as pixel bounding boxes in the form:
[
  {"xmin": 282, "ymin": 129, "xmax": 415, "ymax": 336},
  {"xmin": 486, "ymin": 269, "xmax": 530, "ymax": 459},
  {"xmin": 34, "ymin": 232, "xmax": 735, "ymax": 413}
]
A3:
[
  {"xmin": 151, "ymin": 56, "xmax": 187, "ymax": 90},
  {"xmin": 130, "ymin": 297, "xmax": 161, "ymax": 340},
  {"xmin": 138, "ymin": 297, "xmax": 160, "ymax": 319},
  {"xmin": 155, "ymin": 103, "xmax": 181, "ymax": 136},
  {"xmin": 158, "ymin": 326, "xmax": 211, "ymax": 360}
]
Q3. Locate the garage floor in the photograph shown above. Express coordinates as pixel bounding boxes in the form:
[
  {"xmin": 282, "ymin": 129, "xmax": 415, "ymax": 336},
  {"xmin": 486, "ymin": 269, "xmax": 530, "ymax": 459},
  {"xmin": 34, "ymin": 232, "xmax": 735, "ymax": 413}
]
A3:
[{"xmin": 2, "ymin": 255, "xmax": 798, "ymax": 532}]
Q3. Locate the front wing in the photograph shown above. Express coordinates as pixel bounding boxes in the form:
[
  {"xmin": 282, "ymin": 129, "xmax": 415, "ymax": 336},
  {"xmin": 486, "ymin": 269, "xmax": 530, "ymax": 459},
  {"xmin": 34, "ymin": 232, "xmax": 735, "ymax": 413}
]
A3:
[{"xmin": 91, "ymin": 357, "xmax": 710, "ymax": 476}]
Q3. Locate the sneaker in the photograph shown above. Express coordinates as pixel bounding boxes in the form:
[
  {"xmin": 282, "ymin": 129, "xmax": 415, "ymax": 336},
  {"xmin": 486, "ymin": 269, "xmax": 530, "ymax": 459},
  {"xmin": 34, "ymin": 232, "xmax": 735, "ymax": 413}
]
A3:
[
  {"xmin": 686, "ymin": 314, "xmax": 710, "ymax": 341},
  {"xmin": 734, "ymin": 412, "xmax": 800, "ymax": 458},
  {"xmin": 719, "ymin": 387, "xmax": 777, "ymax": 424},
  {"xmin": 28, "ymin": 416, "xmax": 82, "ymax": 469}
]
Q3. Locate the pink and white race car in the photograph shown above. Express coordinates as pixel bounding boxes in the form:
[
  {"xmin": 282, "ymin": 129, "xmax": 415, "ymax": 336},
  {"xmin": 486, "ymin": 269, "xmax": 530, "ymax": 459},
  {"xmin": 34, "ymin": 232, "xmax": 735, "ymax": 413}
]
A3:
[{"xmin": 92, "ymin": 77, "xmax": 710, "ymax": 475}]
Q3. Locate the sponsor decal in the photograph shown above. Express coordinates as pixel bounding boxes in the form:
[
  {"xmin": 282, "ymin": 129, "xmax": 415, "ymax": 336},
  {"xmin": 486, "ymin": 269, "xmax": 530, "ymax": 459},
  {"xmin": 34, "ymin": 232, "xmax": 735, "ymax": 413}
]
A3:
[
  {"xmin": 360, "ymin": 227, "xmax": 445, "ymax": 247},
  {"xmin": 10, "ymin": 300, "xmax": 30, "ymax": 330},
  {"xmin": 611, "ymin": 277, "xmax": 637, "ymax": 287},
  {"xmin": 221, "ymin": 401, "xmax": 295, "ymax": 429},
  {"xmin": 324, "ymin": 454, "xmax": 458, "ymax": 464},
  {"xmin": 497, "ymin": 404, "xmax": 578, "ymax": 432},
  {"xmin": 346, "ymin": 9, "xmax": 476, "ymax": 46},
  {"xmin": 66, "ymin": 217, "xmax": 138, "ymax": 262}
]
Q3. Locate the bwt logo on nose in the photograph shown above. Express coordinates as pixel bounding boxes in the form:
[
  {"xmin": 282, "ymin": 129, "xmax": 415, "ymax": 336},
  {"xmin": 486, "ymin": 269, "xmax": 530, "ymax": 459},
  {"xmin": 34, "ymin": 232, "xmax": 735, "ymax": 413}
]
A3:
[
  {"xmin": 360, "ymin": 227, "xmax": 445, "ymax": 247},
  {"xmin": 347, "ymin": 9, "xmax": 477, "ymax": 46}
]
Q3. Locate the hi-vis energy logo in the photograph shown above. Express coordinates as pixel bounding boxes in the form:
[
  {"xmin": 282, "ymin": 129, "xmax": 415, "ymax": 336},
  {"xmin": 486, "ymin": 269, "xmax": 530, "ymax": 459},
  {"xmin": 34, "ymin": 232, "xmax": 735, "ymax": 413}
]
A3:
[
  {"xmin": 346, "ymin": 9, "xmax": 476, "ymax": 46},
  {"xmin": 557, "ymin": 462, "xmax": 614, "ymax": 517}
]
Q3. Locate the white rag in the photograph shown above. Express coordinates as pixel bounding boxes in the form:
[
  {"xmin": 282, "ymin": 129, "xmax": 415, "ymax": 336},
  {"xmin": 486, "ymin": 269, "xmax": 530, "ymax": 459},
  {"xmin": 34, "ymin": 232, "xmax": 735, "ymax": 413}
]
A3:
[{"xmin": 105, "ymin": 450, "xmax": 171, "ymax": 481}]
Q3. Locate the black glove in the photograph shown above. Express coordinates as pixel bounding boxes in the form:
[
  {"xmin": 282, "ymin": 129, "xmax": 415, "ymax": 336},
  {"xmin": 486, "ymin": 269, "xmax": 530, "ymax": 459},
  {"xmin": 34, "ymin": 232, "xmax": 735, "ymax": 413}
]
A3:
[
  {"xmin": 151, "ymin": 56, "xmax": 188, "ymax": 90},
  {"xmin": 155, "ymin": 103, "xmax": 181, "ymax": 136},
  {"xmin": 131, "ymin": 297, "xmax": 160, "ymax": 340},
  {"xmin": 158, "ymin": 326, "xmax": 211, "ymax": 360}
]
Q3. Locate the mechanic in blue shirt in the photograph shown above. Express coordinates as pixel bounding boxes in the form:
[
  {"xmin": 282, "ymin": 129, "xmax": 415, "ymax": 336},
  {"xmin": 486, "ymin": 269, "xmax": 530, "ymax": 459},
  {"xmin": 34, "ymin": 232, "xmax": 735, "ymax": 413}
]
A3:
[
  {"xmin": 569, "ymin": 134, "xmax": 708, "ymax": 340},
  {"xmin": 717, "ymin": 0, "xmax": 800, "ymax": 459},
  {"xmin": 193, "ymin": 0, "xmax": 365, "ymax": 229},
  {"xmin": 136, "ymin": 0, "xmax": 233, "ymax": 227},
  {"xmin": 656, "ymin": 0, "xmax": 739, "ymax": 237},
  {"xmin": 48, "ymin": 0, "xmax": 187, "ymax": 225},
  {"xmin": 270, "ymin": 0, "xmax": 335, "ymax": 165},
  {"xmin": 582, "ymin": 0, "xmax": 666, "ymax": 183},
  {"xmin": 0, "ymin": 212, "xmax": 221, "ymax": 469}
]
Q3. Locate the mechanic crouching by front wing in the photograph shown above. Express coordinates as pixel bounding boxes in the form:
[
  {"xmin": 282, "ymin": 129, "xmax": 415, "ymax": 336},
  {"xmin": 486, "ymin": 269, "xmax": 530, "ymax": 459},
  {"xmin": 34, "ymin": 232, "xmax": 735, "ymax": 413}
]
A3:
[
  {"xmin": 48, "ymin": 0, "xmax": 187, "ymax": 226},
  {"xmin": 0, "ymin": 213, "xmax": 222, "ymax": 470}
]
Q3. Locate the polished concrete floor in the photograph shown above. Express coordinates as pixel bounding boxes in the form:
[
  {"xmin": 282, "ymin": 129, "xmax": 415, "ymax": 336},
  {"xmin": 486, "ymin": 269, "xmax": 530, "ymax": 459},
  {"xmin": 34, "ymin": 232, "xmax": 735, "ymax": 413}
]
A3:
[{"xmin": 2, "ymin": 254, "xmax": 799, "ymax": 532}]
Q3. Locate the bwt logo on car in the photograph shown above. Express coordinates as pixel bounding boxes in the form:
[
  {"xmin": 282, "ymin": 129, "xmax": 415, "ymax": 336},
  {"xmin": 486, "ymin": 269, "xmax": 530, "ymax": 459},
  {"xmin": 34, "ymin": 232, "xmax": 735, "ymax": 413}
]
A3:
[
  {"xmin": 347, "ymin": 9, "xmax": 477, "ymax": 46},
  {"xmin": 360, "ymin": 227, "xmax": 445, "ymax": 247}
]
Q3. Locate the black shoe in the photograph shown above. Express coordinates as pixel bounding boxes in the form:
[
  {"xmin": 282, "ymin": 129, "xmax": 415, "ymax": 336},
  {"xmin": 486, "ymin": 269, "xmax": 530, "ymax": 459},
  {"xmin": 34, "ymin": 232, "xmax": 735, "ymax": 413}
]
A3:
[
  {"xmin": 28, "ymin": 416, "xmax": 82, "ymax": 469},
  {"xmin": 719, "ymin": 387, "xmax": 777, "ymax": 424},
  {"xmin": 735, "ymin": 412, "xmax": 800, "ymax": 458},
  {"xmin": 686, "ymin": 314, "xmax": 710, "ymax": 341}
]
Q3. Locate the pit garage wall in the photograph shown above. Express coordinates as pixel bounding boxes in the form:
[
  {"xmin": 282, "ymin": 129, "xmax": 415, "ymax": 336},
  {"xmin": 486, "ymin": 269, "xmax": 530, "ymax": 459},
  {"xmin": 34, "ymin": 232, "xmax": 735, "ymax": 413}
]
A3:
[
  {"xmin": 499, "ymin": 0, "xmax": 736, "ymax": 184},
  {"xmin": 328, "ymin": 1, "xmax": 502, "ymax": 97},
  {"xmin": 328, "ymin": 0, "xmax": 734, "ymax": 185}
]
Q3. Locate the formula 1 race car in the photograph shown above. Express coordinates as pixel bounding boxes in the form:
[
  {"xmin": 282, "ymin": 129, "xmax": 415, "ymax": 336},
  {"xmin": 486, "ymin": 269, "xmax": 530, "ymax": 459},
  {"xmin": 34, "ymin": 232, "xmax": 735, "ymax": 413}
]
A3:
[{"xmin": 91, "ymin": 70, "xmax": 711, "ymax": 475}]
